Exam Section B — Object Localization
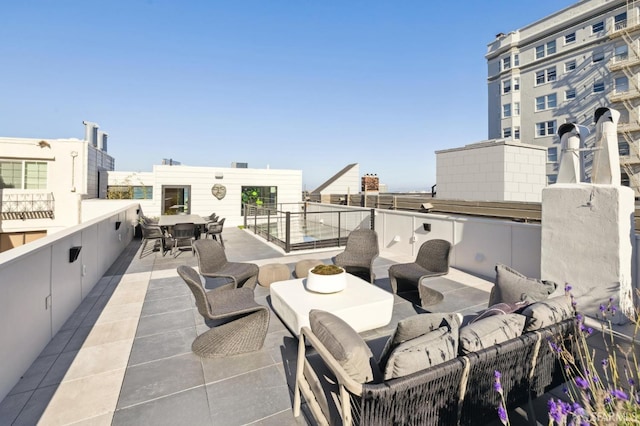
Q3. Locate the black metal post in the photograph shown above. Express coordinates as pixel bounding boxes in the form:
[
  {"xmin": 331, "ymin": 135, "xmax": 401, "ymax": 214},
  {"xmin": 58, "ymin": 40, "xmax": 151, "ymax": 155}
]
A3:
[{"xmin": 285, "ymin": 211, "xmax": 291, "ymax": 253}]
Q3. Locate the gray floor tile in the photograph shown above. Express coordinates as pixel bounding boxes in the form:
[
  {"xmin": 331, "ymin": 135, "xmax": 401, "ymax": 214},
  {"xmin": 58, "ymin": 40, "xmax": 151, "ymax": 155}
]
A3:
[
  {"xmin": 38, "ymin": 328, "xmax": 75, "ymax": 357},
  {"xmin": 39, "ymin": 350, "xmax": 78, "ymax": 387},
  {"xmin": 10, "ymin": 385, "xmax": 58, "ymax": 426},
  {"xmin": 128, "ymin": 327, "xmax": 196, "ymax": 366},
  {"xmin": 0, "ymin": 391, "xmax": 32, "ymax": 426},
  {"xmin": 135, "ymin": 309, "xmax": 195, "ymax": 338},
  {"xmin": 145, "ymin": 282, "xmax": 190, "ymax": 301},
  {"xmin": 205, "ymin": 365, "xmax": 292, "ymax": 425},
  {"xmin": 141, "ymin": 294, "xmax": 195, "ymax": 316},
  {"xmin": 248, "ymin": 407, "xmax": 309, "ymax": 425},
  {"xmin": 201, "ymin": 350, "xmax": 276, "ymax": 384},
  {"xmin": 112, "ymin": 385, "xmax": 212, "ymax": 426},
  {"xmin": 117, "ymin": 353, "xmax": 204, "ymax": 409},
  {"xmin": 8, "ymin": 354, "xmax": 58, "ymax": 395}
]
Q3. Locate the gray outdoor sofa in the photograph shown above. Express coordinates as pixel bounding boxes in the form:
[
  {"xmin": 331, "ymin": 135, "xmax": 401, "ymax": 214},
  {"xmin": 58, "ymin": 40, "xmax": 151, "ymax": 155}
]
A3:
[{"xmin": 293, "ymin": 288, "xmax": 575, "ymax": 425}]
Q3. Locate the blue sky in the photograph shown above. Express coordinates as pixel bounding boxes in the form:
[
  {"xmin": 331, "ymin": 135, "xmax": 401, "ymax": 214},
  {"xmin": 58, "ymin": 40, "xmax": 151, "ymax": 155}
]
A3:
[{"xmin": 1, "ymin": 0, "xmax": 576, "ymax": 192}]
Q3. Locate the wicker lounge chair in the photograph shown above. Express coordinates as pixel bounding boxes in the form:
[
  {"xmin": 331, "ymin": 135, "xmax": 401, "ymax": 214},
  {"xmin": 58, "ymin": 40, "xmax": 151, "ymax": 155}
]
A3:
[
  {"xmin": 388, "ymin": 239, "xmax": 451, "ymax": 304},
  {"xmin": 334, "ymin": 229, "xmax": 379, "ymax": 283},
  {"xmin": 177, "ymin": 265, "xmax": 269, "ymax": 357},
  {"xmin": 193, "ymin": 239, "xmax": 259, "ymax": 289}
]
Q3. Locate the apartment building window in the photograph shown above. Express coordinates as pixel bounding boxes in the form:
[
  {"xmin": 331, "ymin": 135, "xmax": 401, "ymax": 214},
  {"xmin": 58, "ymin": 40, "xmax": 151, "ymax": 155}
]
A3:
[
  {"xmin": 514, "ymin": 126, "xmax": 520, "ymax": 140},
  {"xmin": 565, "ymin": 32, "xmax": 576, "ymax": 44},
  {"xmin": 592, "ymin": 21, "xmax": 604, "ymax": 33},
  {"xmin": 619, "ymin": 141, "xmax": 630, "ymax": 156},
  {"xmin": 503, "ymin": 127, "xmax": 512, "ymax": 138},
  {"xmin": 502, "ymin": 56, "xmax": 511, "ymax": 70},
  {"xmin": 614, "ymin": 45, "xmax": 628, "ymax": 62},
  {"xmin": 547, "ymin": 174, "xmax": 558, "ymax": 185},
  {"xmin": 503, "ymin": 103, "xmax": 512, "ymax": 118},
  {"xmin": 536, "ymin": 67, "xmax": 556, "ymax": 85},
  {"xmin": 615, "ymin": 76, "xmax": 629, "ymax": 93},
  {"xmin": 566, "ymin": 88, "xmax": 576, "ymax": 100},
  {"xmin": 547, "ymin": 147, "xmax": 558, "ymax": 162},
  {"xmin": 514, "ymin": 102, "xmax": 520, "ymax": 116},
  {"xmin": 107, "ymin": 186, "xmax": 153, "ymax": 199},
  {"xmin": 536, "ymin": 93, "xmax": 557, "ymax": 111},
  {"xmin": 565, "ymin": 60, "xmax": 576, "ymax": 72},
  {"xmin": 535, "ymin": 40, "xmax": 556, "ymax": 59},
  {"xmin": 513, "ymin": 77, "xmax": 520, "ymax": 91},
  {"xmin": 593, "ymin": 81, "xmax": 605, "ymax": 93},
  {"xmin": 592, "ymin": 51, "xmax": 605, "ymax": 63},
  {"xmin": 503, "ymin": 79, "xmax": 511, "ymax": 94},
  {"xmin": 615, "ymin": 12, "xmax": 627, "ymax": 30},
  {"xmin": 514, "ymin": 54, "xmax": 519, "ymax": 66},
  {"xmin": 0, "ymin": 160, "xmax": 48, "ymax": 189},
  {"xmin": 536, "ymin": 120, "xmax": 556, "ymax": 137}
]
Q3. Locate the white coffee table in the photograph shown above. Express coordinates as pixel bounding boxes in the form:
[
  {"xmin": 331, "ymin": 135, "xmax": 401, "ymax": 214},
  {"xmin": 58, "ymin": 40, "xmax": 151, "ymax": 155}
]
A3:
[{"xmin": 270, "ymin": 274, "xmax": 394, "ymax": 334}]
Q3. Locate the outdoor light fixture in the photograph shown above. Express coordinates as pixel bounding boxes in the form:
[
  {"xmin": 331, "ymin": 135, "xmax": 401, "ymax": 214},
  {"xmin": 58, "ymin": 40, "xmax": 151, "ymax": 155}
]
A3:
[
  {"xmin": 215, "ymin": 171, "xmax": 224, "ymax": 179},
  {"xmin": 423, "ymin": 223, "xmax": 431, "ymax": 232},
  {"xmin": 115, "ymin": 221, "xmax": 122, "ymax": 230},
  {"xmin": 421, "ymin": 202, "xmax": 434, "ymax": 212},
  {"xmin": 69, "ymin": 246, "xmax": 82, "ymax": 263}
]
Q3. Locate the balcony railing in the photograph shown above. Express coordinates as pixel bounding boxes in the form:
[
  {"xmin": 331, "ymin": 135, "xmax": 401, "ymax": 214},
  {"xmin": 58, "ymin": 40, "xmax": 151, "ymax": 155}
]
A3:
[{"xmin": 0, "ymin": 192, "xmax": 55, "ymax": 220}]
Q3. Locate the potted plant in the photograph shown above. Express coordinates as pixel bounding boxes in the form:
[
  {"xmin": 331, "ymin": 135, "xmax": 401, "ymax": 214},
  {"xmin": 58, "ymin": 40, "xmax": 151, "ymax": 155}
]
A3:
[{"xmin": 306, "ymin": 264, "xmax": 347, "ymax": 293}]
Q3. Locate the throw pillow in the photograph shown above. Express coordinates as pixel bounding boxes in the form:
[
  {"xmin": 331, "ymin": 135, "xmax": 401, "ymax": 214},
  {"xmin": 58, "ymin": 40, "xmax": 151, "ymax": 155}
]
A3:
[
  {"xmin": 521, "ymin": 295, "xmax": 574, "ymax": 331},
  {"xmin": 489, "ymin": 264, "xmax": 557, "ymax": 306},
  {"xmin": 378, "ymin": 313, "xmax": 461, "ymax": 368},
  {"xmin": 382, "ymin": 325, "xmax": 458, "ymax": 380},
  {"xmin": 309, "ymin": 310, "xmax": 381, "ymax": 383},
  {"xmin": 469, "ymin": 301, "xmax": 530, "ymax": 324},
  {"xmin": 459, "ymin": 313, "xmax": 526, "ymax": 354}
]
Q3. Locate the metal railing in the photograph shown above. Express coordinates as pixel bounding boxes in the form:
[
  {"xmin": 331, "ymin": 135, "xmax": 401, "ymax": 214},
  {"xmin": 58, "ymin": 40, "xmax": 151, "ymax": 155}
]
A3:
[
  {"xmin": 0, "ymin": 192, "xmax": 55, "ymax": 220},
  {"xmin": 243, "ymin": 202, "xmax": 375, "ymax": 252}
]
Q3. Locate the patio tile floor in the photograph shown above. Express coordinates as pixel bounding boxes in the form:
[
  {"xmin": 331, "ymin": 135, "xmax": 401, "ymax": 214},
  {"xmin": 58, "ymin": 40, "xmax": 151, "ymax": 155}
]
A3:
[{"xmin": 0, "ymin": 227, "xmax": 561, "ymax": 425}]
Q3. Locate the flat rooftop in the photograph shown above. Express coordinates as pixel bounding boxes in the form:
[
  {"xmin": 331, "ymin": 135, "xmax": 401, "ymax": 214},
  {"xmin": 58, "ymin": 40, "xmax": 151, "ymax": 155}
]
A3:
[{"xmin": 0, "ymin": 227, "xmax": 564, "ymax": 425}]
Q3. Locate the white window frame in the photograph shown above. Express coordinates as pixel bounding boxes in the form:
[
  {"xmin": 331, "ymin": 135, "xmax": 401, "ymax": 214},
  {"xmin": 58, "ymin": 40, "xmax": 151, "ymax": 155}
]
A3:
[
  {"xmin": 513, "ymin": 54, "xmax": 519, "ymax": 67},
  {"xmin": 514, "ymin": 126, "xmax": 520, "ymax": 140},
  {"xmin": 513, "ymin": 77, "xmax": 520, "ymax": 91},
  {"xmin": 565, "ymin": 88, "xmax": 576, "ymax": 100},
  {"xmin": 565, "ymin": 32, "xmax": 576, "ymax": 44},
  {"xmin": 565, "ymin": 60, "xmax": 576, "ymax": 72},
  {"xmin": 536, "ymin": 120, "xmax": 556, "ymax": 137},
  {"xmin": 615, "ymin": 76, "xmax": 629, "ymax": 93},
  {"xmin": 0, "ymin": 160, "xmax": 48, "ymax": 190},
  {"xmin": 503, "ymin": 103, "xmax": 512, "ymax": 118},
  {"xmin": 503, "ymin": 79, "xmax": 511, "ymax": 94},
  {"xmin": 593, "ymin": 81, "xmax": 605, "ymax": 93},
  {"xmin": 513, "ymin": 102, "xmax": 520, "ymax": 116},
  {"xmin": 547, "ymin": 147, "xmax": 558, "ymax": 162},
  {"xmin": 502, "ymin": 56, "xmax": 511, "ymax": 70},
  {"xmin": 535, "ymin": 67, "xmax": 556, "ymax": 85},
  {"xmin": 592, "ymin": 21, "xmax": 604, "ymax": 33},
  {"xmin": 503, "ymin": 127, "xmax": 512, "ymax": 138},
  {"xmin": 592, "ymin": 51, "xmax": 605, "ymax": 63},
  {"xmin": 547, "ymin": 174, "xmax": 558, "ymax": 185}
]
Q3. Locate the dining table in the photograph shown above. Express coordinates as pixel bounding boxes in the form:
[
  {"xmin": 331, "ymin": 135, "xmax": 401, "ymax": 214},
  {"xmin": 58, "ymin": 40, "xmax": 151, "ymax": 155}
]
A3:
[{"xmin": 158, "ymin": 214, "xmax": 208, "ymax": 240}]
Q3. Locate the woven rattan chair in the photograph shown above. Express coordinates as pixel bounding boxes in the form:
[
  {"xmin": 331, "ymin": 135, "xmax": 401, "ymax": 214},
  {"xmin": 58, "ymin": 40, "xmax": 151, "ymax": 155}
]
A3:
[
  {"xmin": 193, "ymin": 239, "xmax": 259, "ymax": 289},
  {"xmin": 169, "ymin": 222, "xmax": 196, "ymax": 257},
  {"xmin": 205, "ymin": 217, "xmax": 226, "ymax": 247},
  {"xmin": 334, "ymin": 229, "xmax": 379, "ymax": 283},
  {"xmin": 388, "ymin": 239, "xmax": 451, "ymax": 304},
  {"xmin": 139, "ymin": 222, "xmax": 167, "ymax": 258},
  {"xmin": 177, "ymin": 265, "xmax": 269, "ymax": 357}
]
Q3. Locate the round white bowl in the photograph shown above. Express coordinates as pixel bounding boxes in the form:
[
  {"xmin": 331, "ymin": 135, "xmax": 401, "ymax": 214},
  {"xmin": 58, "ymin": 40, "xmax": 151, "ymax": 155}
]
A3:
[{"xmin": 306, "ymin": 267, "xmax": 347, "ymax": 293}]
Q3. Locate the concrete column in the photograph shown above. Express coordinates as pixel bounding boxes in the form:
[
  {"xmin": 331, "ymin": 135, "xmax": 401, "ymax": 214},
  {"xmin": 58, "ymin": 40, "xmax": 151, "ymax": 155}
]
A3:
[{"xmin": 541, "ymin": 183, "xmax": 634, "ymax": 324}]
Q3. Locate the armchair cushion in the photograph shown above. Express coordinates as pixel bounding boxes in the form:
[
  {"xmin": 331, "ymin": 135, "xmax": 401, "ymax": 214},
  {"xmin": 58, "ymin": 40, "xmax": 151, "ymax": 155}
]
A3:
[
  {"xmin": 521, "ymin": 296, "xmax": 574, "ymax": 331},
  {"xmin": 489, "ymin": 264, "xmax": 557, "ymax": 306},
  {"xmin": 382, "ymin": 325, "xmax": 457, "ymax": 380},
  {"xmin": 459, "ymin": 313, "xmax": 525, "ymax": 354},
  {"xmin": 469, "ymin": 301, "xmax": 529, "ymax": 324},
  {"xmin": 378, "ymin": 313, "xmax": 461, "ymax": 368},
  {"xmin": 309, "ymin": 310, "xmax": 381, "ymax": 384}
]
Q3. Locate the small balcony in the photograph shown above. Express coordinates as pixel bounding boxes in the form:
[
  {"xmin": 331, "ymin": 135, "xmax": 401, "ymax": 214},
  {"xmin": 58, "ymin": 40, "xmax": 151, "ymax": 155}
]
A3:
[{"xmin": 0, "ymin": 192, "xmax": 55, "ymax": 220}]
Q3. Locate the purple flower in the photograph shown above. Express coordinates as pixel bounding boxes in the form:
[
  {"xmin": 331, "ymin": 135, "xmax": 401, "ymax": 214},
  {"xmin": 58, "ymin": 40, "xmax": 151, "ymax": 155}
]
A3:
[
  {"xmin": 575, "ymin": 377, "xmax": 589, "ymax": 389},
  {"xmin": 497, "ymin": 404, "xmax": 508, "ymax": 425},
  {"xmin": 601, "ymin": 359, "xmax": 608, "ymax": 367},
  {"xmin": 576, "ymin": 313, "xmax": 583, "ymax": 322},
  {"xmin": 571, "ymin": 402, "xmax": 586, "ymax": 416},
  {"xmin": 494, "ymin": 371, "xmax": 503, "ymax": 393},
  {"xmin": 611, "ymin": 389, "xmax": 629, "ymax": 400},
  {"xmin": 629, "ymin": 378, "xmax": 635, "ymax": 386},
  {"xmin": 494, "ymin": 370, "xmax": 501, "ymax": 379},
  {"xmin": 548, "ymin": 399, "xmax": 563, "ymax": 423},
  {"xmin": 600, "ymin": 304, "xmax": 606, "ymax": 312},
  {"xmin": 586, "ymin": 327, "xmax": 593, "ymax": 334},
  {"xmin": 612, "ymin": 306, "xmax": 617, "ymax": 315}
]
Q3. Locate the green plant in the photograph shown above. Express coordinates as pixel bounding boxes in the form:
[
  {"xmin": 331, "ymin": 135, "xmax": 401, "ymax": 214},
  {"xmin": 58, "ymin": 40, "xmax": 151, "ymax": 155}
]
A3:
[
  {"xmin": 310, "ymin": 264, "xmax": 344, "ymax": 275},
  {"xmin": 546, "ymin": 286, "xmax": 640, "ymax": 425}
]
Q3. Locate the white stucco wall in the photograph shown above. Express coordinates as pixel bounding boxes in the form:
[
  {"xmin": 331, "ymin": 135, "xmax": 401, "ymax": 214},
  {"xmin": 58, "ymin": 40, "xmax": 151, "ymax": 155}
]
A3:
[
  {"xmin": 319, "ymin": 164, "xmax": 360, "ymax": 196},
  {"xmin": 108, "ymin": 165, "xmax": 303, "ymax": 226},
  {"xmin": 436, "ymin": 140, "xmax": 547, "ymax": 202},
  {"xmin": 0, "ymin": 137, "xmax": 113, "ymax": 235}
]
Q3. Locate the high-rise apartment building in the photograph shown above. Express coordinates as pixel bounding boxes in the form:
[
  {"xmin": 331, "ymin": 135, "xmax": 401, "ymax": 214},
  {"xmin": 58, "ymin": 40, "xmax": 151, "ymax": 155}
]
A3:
[{"xmin": 486, "ymin": 0, "xmax": 640, "ymax": 193}]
